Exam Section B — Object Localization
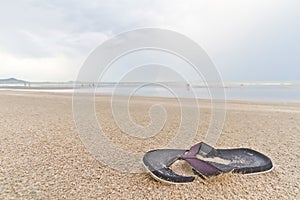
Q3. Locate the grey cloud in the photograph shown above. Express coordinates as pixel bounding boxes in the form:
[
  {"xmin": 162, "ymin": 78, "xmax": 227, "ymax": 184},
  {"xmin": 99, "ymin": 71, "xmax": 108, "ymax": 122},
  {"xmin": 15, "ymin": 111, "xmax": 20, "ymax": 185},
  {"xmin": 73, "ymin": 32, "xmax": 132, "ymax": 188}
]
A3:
[{"xmin": 0, "ymin": 0, "xmax": 162, "ymax": 58}]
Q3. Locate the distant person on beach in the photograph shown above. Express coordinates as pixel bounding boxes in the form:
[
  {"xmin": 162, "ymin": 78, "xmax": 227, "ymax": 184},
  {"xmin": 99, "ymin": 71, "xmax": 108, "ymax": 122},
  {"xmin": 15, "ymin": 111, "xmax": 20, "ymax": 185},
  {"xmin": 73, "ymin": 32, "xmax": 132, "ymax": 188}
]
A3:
[{"xmin": 186, "ymin": 83, "xmax": 190, "ymax": 91}]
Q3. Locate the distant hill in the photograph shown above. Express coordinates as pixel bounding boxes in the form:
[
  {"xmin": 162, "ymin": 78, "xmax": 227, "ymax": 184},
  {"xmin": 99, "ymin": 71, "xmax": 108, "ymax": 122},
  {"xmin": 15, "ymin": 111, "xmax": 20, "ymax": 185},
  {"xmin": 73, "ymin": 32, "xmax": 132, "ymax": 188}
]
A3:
[{"xmin": 0, "ymin": 78, "xmax": 26, "ymax": 84}]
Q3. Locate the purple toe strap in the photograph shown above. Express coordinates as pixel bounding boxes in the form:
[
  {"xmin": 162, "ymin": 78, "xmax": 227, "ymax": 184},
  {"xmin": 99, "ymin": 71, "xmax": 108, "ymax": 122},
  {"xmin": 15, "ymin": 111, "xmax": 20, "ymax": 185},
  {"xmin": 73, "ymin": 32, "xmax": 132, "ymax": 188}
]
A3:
[
  {"xmin": 180, "ymin": 142, "xmax": 222, "ymax": 176},
  {"xmin": 180, "ymin": 154, "xmax": 222, "ymax": 176}
]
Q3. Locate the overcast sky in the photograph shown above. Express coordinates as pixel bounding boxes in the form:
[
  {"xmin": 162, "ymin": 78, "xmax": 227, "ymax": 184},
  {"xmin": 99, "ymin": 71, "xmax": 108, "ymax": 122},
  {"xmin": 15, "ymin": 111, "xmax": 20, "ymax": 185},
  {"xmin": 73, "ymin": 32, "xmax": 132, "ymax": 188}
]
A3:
[{"xmin": 0, "ymin": 0, "xmax": 299, "ymax": 82}]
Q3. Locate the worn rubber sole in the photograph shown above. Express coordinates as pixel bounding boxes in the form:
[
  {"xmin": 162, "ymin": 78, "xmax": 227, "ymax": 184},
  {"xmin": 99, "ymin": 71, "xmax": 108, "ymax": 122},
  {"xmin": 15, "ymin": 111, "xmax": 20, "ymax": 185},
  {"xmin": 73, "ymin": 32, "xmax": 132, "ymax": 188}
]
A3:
[{"xmin": 143, "ymin": 147, "xmax": 273, "ymax": 184}]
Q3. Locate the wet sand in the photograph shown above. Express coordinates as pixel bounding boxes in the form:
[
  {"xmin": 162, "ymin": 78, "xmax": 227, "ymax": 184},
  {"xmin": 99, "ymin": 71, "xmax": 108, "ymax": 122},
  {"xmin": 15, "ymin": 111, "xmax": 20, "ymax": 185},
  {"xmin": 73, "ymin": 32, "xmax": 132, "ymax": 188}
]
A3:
[{"xmin": 0, "ymin": 91, "xmax": 299, "ymax": 199}]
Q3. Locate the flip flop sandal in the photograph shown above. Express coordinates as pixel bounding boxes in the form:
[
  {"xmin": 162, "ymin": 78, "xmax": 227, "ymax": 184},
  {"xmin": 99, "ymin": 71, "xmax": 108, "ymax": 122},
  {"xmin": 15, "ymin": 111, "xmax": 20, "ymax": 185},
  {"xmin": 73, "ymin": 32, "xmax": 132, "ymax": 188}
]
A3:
[{"xmin": 143, "ymin": 142, "xmax": 273, "ymax": 184}]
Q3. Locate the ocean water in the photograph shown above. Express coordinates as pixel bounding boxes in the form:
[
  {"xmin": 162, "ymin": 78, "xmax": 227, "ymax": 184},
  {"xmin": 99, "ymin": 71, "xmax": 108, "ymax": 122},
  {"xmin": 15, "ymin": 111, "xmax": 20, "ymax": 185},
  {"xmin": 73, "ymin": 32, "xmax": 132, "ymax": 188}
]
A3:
[
  {"xmin": 95, "ymin": 84, "xmax": 300, "ymax": 102},
  {"xmin": 1, "ymin": 83, "xmax": 300, "ymax": 103},
  {"xmin": 223, "ymin": 85, "xmax": 300, "ymax": 102}
]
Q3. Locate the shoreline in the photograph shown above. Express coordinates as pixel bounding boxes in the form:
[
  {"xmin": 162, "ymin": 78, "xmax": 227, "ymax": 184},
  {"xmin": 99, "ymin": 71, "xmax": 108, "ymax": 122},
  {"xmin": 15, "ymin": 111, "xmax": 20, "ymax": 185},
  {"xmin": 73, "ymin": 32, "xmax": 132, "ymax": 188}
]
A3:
[{"xmin": 1, "ymin": 89, "xmax": 300, "ymax": 105}]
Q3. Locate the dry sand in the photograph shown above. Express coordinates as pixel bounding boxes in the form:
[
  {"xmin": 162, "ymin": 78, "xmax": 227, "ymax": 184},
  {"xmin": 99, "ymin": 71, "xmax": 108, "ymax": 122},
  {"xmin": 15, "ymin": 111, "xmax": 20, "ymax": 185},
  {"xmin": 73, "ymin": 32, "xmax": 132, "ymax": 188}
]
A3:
[{"xmin": 0, "ymin": 91, "xmax": 299, "ymax": 199}]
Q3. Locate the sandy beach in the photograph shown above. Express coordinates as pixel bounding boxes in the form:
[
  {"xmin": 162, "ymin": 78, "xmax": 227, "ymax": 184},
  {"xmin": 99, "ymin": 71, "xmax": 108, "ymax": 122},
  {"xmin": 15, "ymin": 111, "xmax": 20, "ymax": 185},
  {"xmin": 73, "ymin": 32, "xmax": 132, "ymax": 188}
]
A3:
[{"xmin": 0, "ymin": 91, "xmax": 299, "ymax": 199}]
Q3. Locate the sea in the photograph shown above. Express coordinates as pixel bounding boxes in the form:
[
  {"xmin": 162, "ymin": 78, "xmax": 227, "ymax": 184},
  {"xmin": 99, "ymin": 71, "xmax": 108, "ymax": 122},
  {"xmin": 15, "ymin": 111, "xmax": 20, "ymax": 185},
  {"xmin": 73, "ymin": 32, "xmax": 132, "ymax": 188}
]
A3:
[{"xmin": 0, "ymin": 82, "xmax": 299, "ymax": 103}]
